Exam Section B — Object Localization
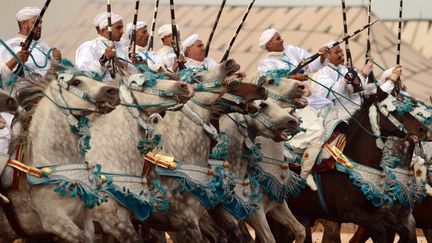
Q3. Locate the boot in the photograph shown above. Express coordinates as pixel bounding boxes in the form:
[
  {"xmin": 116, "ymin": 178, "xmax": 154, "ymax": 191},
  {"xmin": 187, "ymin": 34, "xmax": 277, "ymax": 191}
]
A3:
[{"xmin": 300, "ymin": 145, "xmax": 322, "ymax": 191}]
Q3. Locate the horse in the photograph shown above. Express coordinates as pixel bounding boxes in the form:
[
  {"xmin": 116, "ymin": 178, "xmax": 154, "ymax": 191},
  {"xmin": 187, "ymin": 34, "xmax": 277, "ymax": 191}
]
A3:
[
  {"xmin": 282, "ymin": 88, "xmax": 431, "ymax": 243},
  {"xmin": 140, "ymin": 57, "xmax": 300, "ymax": 242},
  {"xmin": 347, "ymin": 97, "xmax": 432, "ymax": 243},
  {"xmin": 0, "ymin": 70, "xmax": 120, "ymax": 242},
  {"xmin": 196, "ymin": 74, "xmax": 308, "ymax": 243}
]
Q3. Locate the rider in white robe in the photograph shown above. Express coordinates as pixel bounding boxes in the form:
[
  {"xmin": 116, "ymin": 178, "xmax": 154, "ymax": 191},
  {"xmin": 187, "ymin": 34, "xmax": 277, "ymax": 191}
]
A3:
[
  {"xmin": 157, "ymin": 24, "xmax": 184, "ymax": 72},
  {"xmin": 0, "ymin": 7, "xmax": 62, "ymax": 91},
  {"xmin": 125, "ymin": 21, "xmax": 163, "ymax": 72},
  {"xmin": 182, "ymin": 34, "xmax": 217, "ymax": 72},
  {"xmin": 256, "ymin": 28, "xmax": 329, "ymax": 190},
  {"xmin": 75, "ymin": 13, "xmax": 131, "ymax": 81}
]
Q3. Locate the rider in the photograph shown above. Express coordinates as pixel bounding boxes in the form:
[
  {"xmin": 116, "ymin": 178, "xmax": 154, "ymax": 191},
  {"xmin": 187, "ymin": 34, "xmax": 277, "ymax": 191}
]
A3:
[
  {"xmin": 181, "ymin": 34, "xmax": 216, "ymax": 72},
  {"xmin": 75, "ymin": 12, "xmax": 131, "ymax": 81},
  {"xmin": 256, "ymin": 28, "xmax": 329, "ymax": 190},
  {"xmin": 157, "ymin": 24, "xmax": 185, "ymax": 72},
  {"xmin": 0, "ymin": 6, "xmax": 62, "ymax": 91},
  {"xmin": 125, "ymin": 20, "xmax": 163, "ymax": 72},
  {"xmin": 257, "ymin": 28, "xmax": 329, "ymax": 81}
]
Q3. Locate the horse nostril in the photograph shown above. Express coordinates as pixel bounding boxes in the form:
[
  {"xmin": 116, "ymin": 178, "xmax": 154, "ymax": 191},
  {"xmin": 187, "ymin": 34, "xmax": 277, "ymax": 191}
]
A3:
[
  {"xmin": 257, "ymin": 87, "xmax": 266, "ymax": 95},
  {"xmin": 6, "ymin": 97, "xmax": 16, "ymax": 106},
  {"xmin": 225, "ymin": 59, "xmax": 234, "ymax": 68},
  {"xmin": 104, "ymin": 87, "xmax": 119, "ymax": 97},
  {"xmin": 288, "ymin": 120, "xmax": 298, "ymax": 128},
  {"xmin": 179, "ymin": 82, "xmax": 189, "ymax": 91},
  {"xmin": 297, "ymin": 84, "xmax": 305, "ymax": 91}
]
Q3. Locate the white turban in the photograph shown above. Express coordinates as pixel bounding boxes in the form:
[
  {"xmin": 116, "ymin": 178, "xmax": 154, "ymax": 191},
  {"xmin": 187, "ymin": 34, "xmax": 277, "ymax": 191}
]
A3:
[
  {"xmin": 16, "ymin": 7, "xmax": 41, "ymax": 22},
  {"xmin": 158, "ymin": 24, "xmax": 180, "ymax": 39},
  {"xmin": 126, "ymin": 21, "xmax": 148, "ymax": 40},
  {"xmin": 93, "ymin": 11, "xmax": 107, "ymax": 28},
  {"xmin": 181, "ymin": 34, "xmax": 201, "ymax": 54},
  {"xmin": 259, "ymin": 28, "xmax": 277, "ymax": 50},
  {"xmin": 99, "ymin": 13, "xmax": 123, "ymax": 30}
]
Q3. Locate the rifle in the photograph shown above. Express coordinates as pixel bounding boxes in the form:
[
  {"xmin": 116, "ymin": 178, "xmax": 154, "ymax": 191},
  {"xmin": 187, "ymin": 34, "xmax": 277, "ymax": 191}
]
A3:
[
  {"xmin": 129, "ymin": 0, "xmax": 141, "ymax": 56},
  {"xmin": 289, "ymin": 19, "xmax": 379, "ymax": 75},
  {"xmin": 169, "ymin": 0, "xmax": 186, "ymax": 71}
]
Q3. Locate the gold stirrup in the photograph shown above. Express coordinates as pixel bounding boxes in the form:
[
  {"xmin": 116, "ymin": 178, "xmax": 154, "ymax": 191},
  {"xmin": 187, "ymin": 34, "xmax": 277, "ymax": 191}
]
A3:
[
  {"xmin": 144, "ymin": 151, "xmax": 177, "ymax": 169},
  {"xmin": 323, "ymin": 144, "xmax": 353, "ymax": 169}
]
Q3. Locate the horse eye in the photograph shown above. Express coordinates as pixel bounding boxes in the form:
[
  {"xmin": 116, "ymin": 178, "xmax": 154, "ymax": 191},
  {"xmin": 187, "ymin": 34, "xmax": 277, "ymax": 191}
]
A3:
[{"xmin": 69, "ymin": 79, "xmax": 81, "ymax": 86}]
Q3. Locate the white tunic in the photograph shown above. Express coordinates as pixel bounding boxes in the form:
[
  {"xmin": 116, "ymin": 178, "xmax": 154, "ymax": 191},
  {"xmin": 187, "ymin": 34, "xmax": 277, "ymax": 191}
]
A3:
[
  {"xmin": 257, "ymin": 45, "xmax": 326, "ymax": 74},
  {"xmin": 0, "ymin": 35, "xmax": 52, "ymax": 85},
  {"xmin": 157, "ymin": 45, "xmax": 181, "ymax": 71},
  {"xmin": 185, "ymin": 57, "xmax": 217, "ymax": 71},
  {"xmin": 0, "ymin": 112, "xmax": 14, "ymax": 154},
  {"xmin": 75, "ymin": 36, "xmax": 130, "ymax": 81}
]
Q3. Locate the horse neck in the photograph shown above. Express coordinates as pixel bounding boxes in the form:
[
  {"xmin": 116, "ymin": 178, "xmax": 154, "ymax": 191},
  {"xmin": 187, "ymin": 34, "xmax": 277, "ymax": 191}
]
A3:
[
  {"xmin": 28, "ymin": 92, "xmax": 84, "ymax": 166},
  {"xmin": 344, "ymin": 114, "xmax": 382, "ymax": 169},
  {"xmin": 255, "ymin": 136, "xmax": 284, "ymax": 161},
  {"xmin": 88, "ymin": 106, "xmax": 145, "ymax": 174},
  {"xmin": 155, "ymin": 98, "xmax": 214, "ymax": 166},
  {"xmin": 220, "ymin": 114, "xmax": 249, "ymax": 177}
]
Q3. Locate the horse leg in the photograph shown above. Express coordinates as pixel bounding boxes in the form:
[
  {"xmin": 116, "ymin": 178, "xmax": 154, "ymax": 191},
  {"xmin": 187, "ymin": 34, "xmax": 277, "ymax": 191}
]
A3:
[
  {"xmin": 169, "ymin": 210, "xmax": 204, "ymax": 243},
  {"xmin": 267, "ymin": 202, "xmax": 306, "ymax": 242},
  {"xmin": 245, "ymin": 208, "xmax": 276, "ymax": 243},
  {"xmin": 423, "ymin": 229, "xmax": 432, "ymax": 243},
  {"xmin": 318, "ymin": 219, "xmax": 341, "ymax": 243},
  {"xmin": 93, "ymin": 201, "xmax": 139, "ymax": 243},
  {"xmin": 389, "ymin": 213, "xmax": 416, "ymax": 243},
  {"xmin": 200, "ymin": 209, "xmax": 228, "ymax": 243},
  {"xmin": 349, "ymin": 226, "xmax": 371, "ymax": 243},
  {"xmin": 40, "ymin": 214, "xmax": 90, "ymax": 243},
  {"xmin": 82, "ymin": 211, "xmax": 95, "ymax": 243}
]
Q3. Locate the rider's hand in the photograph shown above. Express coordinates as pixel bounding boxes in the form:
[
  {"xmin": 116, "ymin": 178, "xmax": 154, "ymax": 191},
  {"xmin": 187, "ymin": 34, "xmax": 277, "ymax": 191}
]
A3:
[
  {"xmin": 361, "ymin": 60, "xmax": 373, "ymax": 78},
  {"xmin": 389, "ymin": 65, "xmax": 402, "ymax": 83},
  {"xmin": 319, "ymin": 46, "xmax": 330, "ymax": 64},
  {"xmin": 51, "ymin": 48, "xmax": 62, "ymax": 62},
  {"xmin": 17, "ymin": 50, "xmax": 30, "ymax": 63},
  {"xmin": 104, "ymin": 46, "xmax": 116, "ymax": 60}
]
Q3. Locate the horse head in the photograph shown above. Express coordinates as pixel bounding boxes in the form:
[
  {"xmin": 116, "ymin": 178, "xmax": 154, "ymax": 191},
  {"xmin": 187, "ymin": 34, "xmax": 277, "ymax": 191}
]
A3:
[
  {"xmin": 247, "ymin": 74, "xmax": 306, "ymax": 109},
  {"xmin": 0, "ymin": 92, "xmax": 18, "ymax": 113},
  {"xmin": 120, "ymin": 73, "xmax": 194, "ymax": 114},
  {"xmin": 15, "ymin": 72, "xmax": 120, "ymax": 116},
  {"xmin": 194, "ymin": 59, "xmax": 240, "ymax": 83},
  {"xmin": 372, "ymin": 88, "xmax": 431, "ymax": 143},
  {"xmin": 245, "ymin": 100, "xmax": 299, "ymax": 142},
  {"xmin": 213, "ymin": 81, "xmax": 267, "ymax": 116}
]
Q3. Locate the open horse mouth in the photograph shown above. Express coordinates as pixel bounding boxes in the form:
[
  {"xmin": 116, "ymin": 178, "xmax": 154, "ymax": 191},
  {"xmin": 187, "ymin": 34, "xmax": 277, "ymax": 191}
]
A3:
[
  {"xmin": 96, "ymin": 101, "xmax": 118, "ymax": 114},
  {"xmin": 274, "ymin": 128, "xmax": 289, "ymax": 142}
]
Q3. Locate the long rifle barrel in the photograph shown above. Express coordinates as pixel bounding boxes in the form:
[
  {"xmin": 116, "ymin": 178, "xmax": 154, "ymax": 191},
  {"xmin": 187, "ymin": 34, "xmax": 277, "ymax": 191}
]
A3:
[{"xmin": 290, "ymin": 19, "xmax": 379, "ymax": 75}]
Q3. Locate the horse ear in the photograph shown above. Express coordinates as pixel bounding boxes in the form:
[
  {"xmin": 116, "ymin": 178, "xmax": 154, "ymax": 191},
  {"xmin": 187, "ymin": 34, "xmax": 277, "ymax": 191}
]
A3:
[
  {"xmin": 376, "ymin": 85, "xmax": 388, "ymax": 102},
  {"xmin": 429, "ymin": 96, "xmax": 432, "ymax": 105}
]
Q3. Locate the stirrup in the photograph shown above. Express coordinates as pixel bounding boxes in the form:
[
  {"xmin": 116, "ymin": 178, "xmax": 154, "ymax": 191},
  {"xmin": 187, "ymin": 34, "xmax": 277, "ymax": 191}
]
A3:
[{"xmin": 323, "ymin": 144, "xmax": 353, "ymax": 169}]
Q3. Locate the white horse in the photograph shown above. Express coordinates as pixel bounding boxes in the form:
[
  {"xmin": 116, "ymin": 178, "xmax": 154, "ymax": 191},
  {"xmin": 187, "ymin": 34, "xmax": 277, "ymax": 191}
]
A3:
[
  {"xmin": 87, "ymin": 73, "xmax": 194, "ymax": 243},
  {"xmin": 209, "ymin": 75, "xmax": 308, "ymax": 243},
  {"xmin": 0, "ymin": 72, "xmax": 120, "ymax": 242},
  {"xmin": 87, "ymin": 60, "xmax": 242, "ymax": 242}
]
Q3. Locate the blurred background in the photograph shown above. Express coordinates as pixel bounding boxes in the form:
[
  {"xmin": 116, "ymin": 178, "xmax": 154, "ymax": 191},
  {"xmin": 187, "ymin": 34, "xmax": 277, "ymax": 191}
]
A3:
[{"xmin": 1, "ymin": 0, "xmax": 431, "ymax": 101}]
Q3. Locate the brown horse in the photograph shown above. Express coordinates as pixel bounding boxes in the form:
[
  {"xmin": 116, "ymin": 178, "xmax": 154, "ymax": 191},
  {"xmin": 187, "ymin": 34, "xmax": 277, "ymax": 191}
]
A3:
[{"xmin": 277, "ymin": 88, "xmax": 431, "ymax": 243}]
